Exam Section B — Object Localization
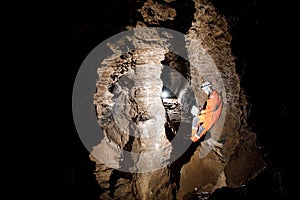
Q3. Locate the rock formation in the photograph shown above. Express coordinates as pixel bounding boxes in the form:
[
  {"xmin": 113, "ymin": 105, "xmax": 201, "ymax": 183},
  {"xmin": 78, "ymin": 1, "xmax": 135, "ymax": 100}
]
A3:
[{"xmin": 89, "ymin": 0, "xmax": 266, "ymax": 199}]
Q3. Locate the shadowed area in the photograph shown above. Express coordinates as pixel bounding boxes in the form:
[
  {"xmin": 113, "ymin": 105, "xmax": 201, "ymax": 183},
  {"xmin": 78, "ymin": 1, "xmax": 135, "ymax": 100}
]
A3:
[
  {"xmin": 87, "ymin": 1, "xmax": 268, "ymax": 199},
  {"xmin": 7, "ymin": 0, "xmax": 291, "ymax": 200}
]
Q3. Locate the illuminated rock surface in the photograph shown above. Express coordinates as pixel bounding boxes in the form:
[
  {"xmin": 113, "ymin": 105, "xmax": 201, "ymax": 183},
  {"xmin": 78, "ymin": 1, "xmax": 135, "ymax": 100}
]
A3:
[{"xmin": 90, "ymin": 0, "xmax": 268, "ymax": 199}]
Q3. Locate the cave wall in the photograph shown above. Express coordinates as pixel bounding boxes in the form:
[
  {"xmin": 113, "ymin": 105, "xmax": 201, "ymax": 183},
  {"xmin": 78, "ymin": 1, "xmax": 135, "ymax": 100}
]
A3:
[
  {"xmin": 91, "ymin": 25, "xmax": 176, "ymax": 199},
  {"xmin": 90, "ymin": 0, "xmax": 266, "ymax": 199}
]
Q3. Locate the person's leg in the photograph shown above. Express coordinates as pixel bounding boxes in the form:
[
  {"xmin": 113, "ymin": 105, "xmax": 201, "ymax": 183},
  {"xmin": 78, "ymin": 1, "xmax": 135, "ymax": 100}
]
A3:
[
  {"xmin": 198, "ymin": 125, "xmax": 224, "ymax": 159},
  {"xmin": 203, "ymin": 131, "xmax": 212, "ymax": 141},
  {"xmin": 196, "ymin": 125, "xmax": 205, "ymax": 137},
  {"xmin": 205, "ymin": 137, "xmax": 223, "ymax": 148},
  {"xmin": 191, "ymin": 116, "xmax": 199, "ymax": 136},
  {"xmin": 202, "ymin": 136, "xmax": 224, "ymax": 160}
]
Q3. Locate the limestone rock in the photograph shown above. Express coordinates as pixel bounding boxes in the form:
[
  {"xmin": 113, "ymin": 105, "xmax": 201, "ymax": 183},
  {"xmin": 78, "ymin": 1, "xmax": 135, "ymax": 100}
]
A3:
[{"xmin": 90, "ymin": 1, "xmax": 266, "ymax": 199}]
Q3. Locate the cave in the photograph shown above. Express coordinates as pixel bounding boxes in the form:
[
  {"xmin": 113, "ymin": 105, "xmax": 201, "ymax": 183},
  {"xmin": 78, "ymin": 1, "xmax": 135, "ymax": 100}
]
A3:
[
  {"xmin": 70, "ymin": 0, "xmax": 280, "ymax": 200},
  {"xmin": 4, "ymin": 0, "xmax": 292, "ymax": 199}
]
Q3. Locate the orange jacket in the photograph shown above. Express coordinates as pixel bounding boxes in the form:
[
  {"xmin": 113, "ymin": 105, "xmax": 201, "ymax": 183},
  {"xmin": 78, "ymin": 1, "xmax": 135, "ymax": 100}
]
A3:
[{"xmin": 197, "ymin": 90, "xmax": 222, "ymax": 139}]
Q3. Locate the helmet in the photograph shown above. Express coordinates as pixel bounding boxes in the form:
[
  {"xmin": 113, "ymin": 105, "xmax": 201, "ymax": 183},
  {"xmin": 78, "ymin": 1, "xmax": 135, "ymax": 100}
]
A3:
[{"xmin": 201, "ymin": 81, "xmax": 212, "ymax": 89}]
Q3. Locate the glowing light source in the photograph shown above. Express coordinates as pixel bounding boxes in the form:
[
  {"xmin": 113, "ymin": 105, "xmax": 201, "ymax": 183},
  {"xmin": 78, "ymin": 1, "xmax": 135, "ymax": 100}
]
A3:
[{"xmin": 161, "ymin": 90, "xmax": 170, "ymax": 98}]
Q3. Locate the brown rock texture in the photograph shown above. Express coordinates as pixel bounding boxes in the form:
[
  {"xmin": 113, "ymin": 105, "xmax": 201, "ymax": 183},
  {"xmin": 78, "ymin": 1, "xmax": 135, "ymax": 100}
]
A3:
[
  {"xmin": 138, "ymin": 0, "xmax": 176, "ymax": 25},
  {"xmin": 90, "ymin": 0, "xmax": 266, "ymax": 199},
  {"xmin": 91, "ymin": 26, "xmax": 176, "ymax": 199},
  {"xmin": 178, "ymin": 0, "xmax": 265, "ymax": 198}
]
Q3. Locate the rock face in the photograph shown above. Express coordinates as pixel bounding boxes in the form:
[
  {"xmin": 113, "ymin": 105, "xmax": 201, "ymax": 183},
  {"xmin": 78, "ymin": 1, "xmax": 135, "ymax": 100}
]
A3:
[
  {"xmin": 90, "ymin": 0, "xmax": 266, "ymax": 199},
  {"xmin": 91, "ymin": 27, "xmax": 176, "ymax": 199},
  {"xmin": 177, "ymin": 0, "xmax": 266, "ymax": 198}
]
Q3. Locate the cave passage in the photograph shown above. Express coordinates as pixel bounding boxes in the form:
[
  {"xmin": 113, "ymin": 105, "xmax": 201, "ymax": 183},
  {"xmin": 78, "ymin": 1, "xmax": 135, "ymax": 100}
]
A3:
[{"xmin": 87, "ymin": 0, "xmax": 266, "ymax": 198}]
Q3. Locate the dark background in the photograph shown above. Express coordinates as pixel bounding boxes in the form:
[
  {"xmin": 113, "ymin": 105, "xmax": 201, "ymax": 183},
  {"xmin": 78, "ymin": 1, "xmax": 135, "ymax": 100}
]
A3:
[{"xmin": 4, "ymin": 0, "xmax": 292, "ymax": 199}]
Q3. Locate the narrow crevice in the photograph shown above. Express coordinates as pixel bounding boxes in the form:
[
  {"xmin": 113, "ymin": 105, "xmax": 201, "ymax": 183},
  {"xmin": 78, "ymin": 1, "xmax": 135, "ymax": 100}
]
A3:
[
  {"xmin": 108, "ymin": 169, "xmax": 134, "ymax": 198},
  {"xmin": 123, "ymin": 135, "xmax": 135, "ymax": 152},
  {"xmin": 159, "ymin": 51, "xmax": 199, "ymax": 196},
  {"xmin": 164, "ymin": 111, "xmax": 177, "ymax": 141},
  {"xmin": 169, "ymin": 140, "xmax": 200, "ymax": 192}
]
